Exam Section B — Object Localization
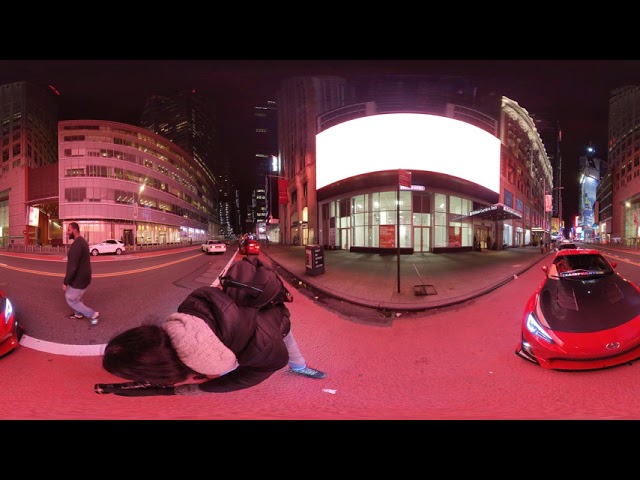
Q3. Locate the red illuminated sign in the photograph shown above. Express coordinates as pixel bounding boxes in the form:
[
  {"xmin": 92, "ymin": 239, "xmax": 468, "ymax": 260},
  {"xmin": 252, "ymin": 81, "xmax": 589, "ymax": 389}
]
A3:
[
  {"xmin": 278, "ymin": 179, "xmax": 289, "ymax": 204},
  {"xmin": 398, "ymin": 169, "xmax": 412, "ymax": 189}
]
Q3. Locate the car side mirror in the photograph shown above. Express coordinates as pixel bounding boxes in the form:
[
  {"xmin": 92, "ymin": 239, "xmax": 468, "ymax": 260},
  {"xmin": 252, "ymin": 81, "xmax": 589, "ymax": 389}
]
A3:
[
  {"xmin": 611, "ymin": 261, "xmax": 617, "ymax": 269},
  {"xmin": 542, "ymin": 265, "xmax": 549, "ymax": 277}
]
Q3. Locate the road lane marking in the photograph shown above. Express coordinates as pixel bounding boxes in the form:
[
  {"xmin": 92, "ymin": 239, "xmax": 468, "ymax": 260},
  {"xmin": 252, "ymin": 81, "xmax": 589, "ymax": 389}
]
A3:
[
  {"xmin": 17, "ymin": 252, "xmax": 240, "ymax": 356},
  {"xmin": 602, "ymin": 252, "xmax": 640, "ymax": 267},
  {"xmin": 0, "ymin": 253, "xmax": 203, "ymax": 277},
  {"xmin": 20, "ymin": 335, "xmax": 104, "ymax": 356}
]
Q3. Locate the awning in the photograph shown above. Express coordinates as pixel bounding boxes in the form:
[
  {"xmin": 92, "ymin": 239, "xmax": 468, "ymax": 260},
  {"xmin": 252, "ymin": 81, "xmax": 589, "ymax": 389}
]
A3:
[{"xmin": 470, "ymin": 203, "xmax": 522, "ymax": 221}]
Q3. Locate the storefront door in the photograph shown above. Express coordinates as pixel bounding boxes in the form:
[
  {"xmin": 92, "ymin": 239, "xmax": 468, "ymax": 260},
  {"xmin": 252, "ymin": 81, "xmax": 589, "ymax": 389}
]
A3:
[
  {"xmin": 475, "ymin": 227, "xmax": 491, "ymax": 249},
  {"xmin": 413, "ymin": 226, "xmax": 430, "ymax": 252}
]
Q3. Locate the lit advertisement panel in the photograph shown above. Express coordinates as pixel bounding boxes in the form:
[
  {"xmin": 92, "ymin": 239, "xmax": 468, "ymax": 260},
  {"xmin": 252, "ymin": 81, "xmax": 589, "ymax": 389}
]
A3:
[
  {"xmin": 580, "ymin": 176, "xmax": 597, "ymax": 230},
  {"xmin": 27, "ymin": 206, "xmax": 40, "ymax": 227},
  {"xmin": 316, "ymin": 113, "xmax": 501, "ymax": 193}
]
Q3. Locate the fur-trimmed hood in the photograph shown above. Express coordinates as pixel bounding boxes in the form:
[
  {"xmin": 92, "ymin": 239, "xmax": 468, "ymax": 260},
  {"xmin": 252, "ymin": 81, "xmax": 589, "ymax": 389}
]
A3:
[{"xmin": 162, "ymin": 312, "xmax": 238, "ymax": 376}]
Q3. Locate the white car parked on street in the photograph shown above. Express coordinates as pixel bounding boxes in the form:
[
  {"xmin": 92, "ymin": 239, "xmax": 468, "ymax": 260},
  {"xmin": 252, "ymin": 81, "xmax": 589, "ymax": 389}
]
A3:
[
  {"xmin": 202, "ymin": 240, "xmax": 227, "ymax": 255},
  {"xmin": 89, "ymin": 239, "xmax": 126, "ymax": 256}
]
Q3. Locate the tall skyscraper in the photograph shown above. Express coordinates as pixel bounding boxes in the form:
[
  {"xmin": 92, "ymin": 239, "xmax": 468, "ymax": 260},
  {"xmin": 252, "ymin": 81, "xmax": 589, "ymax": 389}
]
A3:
[
  {"xmin": 140, "ymin": 89, "xmax": 220, "ymax": 231},
  {"xmin": 531, "ymin": 114, "xmax": 563, "ymax": 236},
  {"xmin": 0, "ymin": 81, "xmax": 58, "ymax": 246},
  {"xmin": 608, "ymin": 85, "xmax": 640, "ymax": 240},
  {"xmin": 252, "ymin": 100, "xmax": 278, "ymax": 240},
  {"xmin": 277, "ymin": 76, "xmax": 348, "ymax": 245}
]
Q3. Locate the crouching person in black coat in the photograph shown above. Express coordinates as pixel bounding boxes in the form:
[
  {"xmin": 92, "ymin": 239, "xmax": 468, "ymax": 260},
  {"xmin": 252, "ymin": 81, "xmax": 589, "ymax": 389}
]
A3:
[{"xmin": 97, "ymin": 261, "xmax": 326, "ymax": 397}]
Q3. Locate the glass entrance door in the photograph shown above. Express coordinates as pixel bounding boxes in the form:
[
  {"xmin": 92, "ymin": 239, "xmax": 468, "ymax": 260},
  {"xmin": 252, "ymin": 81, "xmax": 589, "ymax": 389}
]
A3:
[{"xmin": 413, "ymin": 226, "xmax": 430, "ymax": 252}]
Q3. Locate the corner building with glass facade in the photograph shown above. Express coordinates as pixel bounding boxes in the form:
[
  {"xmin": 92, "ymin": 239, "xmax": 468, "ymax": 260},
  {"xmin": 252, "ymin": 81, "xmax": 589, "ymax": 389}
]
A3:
[
  {"xmin": 59, "ymin": 120, "xmax": 218, "ymax": 246},
  {"xmin": 313, "ymin": 108, "xmax": 537, "ymax": 253},
  {"xmin": 276, "ymin": 75, "xmax": 552, "ymax": 254}
]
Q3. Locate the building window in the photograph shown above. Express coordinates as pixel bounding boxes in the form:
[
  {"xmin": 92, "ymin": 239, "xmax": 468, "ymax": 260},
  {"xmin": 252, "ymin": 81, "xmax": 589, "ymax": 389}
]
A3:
[
  {"xmin": 65, "ymin": 168, "xmax": 85, "ymax": 177},
  {"xmin": 64, "ymin": 187, "xmax": 86, "ymax": 202},
  {"xmin": 504, "ymin": 189, "xmax": 514, "ymax": 208}
]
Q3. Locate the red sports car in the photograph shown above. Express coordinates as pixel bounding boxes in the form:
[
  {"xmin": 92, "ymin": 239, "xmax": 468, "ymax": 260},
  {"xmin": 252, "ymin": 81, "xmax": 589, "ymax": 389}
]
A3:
[
  {"xmin": 515, "ymin": 248, "xmax": 640, "ymax": 370},
  {"xmin": 0, "ymin": 289, "xmax": 21, "ymax": 358}
]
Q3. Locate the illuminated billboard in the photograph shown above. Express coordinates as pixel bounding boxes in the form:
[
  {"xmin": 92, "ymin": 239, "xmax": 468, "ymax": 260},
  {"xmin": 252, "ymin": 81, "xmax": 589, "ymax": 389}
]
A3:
[
  {"xmin": 27, "ymin": 206, "xmax": 40, "ymax": 227},
  {"xmin": 580, "ymin": 176, "xmax": 597, "ymax": 230},
  {"xmin": 316, "ymin": 113, "xmax": 501, "ymax": 192}
]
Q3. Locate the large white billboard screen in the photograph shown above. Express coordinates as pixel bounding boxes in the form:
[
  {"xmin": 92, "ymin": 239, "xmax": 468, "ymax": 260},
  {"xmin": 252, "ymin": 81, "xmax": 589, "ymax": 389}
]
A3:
[{"xmin": 316, "ymin": 113, "xmax": 500, "ymax": 193}]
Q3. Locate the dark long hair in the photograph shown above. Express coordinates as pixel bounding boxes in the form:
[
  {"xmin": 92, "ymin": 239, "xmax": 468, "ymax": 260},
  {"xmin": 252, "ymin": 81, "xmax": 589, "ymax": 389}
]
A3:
[{"xmin": 102, "ymin": 325, "xmax": 192, "ymax": 384}]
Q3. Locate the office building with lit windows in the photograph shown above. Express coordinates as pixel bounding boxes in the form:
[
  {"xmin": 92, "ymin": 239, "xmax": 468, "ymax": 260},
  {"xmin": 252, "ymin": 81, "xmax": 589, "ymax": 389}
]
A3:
[
  {"xmin": 140, "ymin": 89, "xmax": 220, "ymax": 233},
  {"xmin": 59, "ymin": 119, "xmax": 218, "ymax": 247},
  {"xmin": 0, "ymin": 81, "xmax": 59, "ymax": 247},
  {"xmin": 608, "ymin": 86, "xmax": 640, "ymax": 243},
  {"xmin": 253, "ymin": 99, "xmax": 278, "ymax": 241}
]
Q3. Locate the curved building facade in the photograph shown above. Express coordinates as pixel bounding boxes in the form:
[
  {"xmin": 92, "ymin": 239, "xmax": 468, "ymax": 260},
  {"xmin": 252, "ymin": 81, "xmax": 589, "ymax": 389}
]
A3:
[
  {"xmin": 276, "ymin": 76, "xmax": 552, "ymax": 254},
  {"xmin": 59, "ymin": 120, "xmax": 218, "ymax": 247}
]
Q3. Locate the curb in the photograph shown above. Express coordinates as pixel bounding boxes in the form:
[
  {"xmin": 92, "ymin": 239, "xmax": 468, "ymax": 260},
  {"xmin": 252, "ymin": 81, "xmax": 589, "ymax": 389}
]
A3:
[{"xmin": 265, "ymin": 251, "xmax": 552, "ymax": 312}]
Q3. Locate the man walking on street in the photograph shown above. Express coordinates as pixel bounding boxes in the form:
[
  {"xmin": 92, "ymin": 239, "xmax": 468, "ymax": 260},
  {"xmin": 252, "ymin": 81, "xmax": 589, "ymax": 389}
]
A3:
[{"xmin": 63, "ymin": 222, "xmax": 99, "ymax": 326}]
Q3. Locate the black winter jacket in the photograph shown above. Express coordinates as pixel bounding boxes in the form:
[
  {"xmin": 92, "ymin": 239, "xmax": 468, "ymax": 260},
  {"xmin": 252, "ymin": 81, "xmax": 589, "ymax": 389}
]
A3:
[
  {"xmin": 175, "ymin": 286, "xmax": 291, "ymax": 393},
  {"xmin": 63, "ymin": 236, "xmax": 92, "ymax": 289}
]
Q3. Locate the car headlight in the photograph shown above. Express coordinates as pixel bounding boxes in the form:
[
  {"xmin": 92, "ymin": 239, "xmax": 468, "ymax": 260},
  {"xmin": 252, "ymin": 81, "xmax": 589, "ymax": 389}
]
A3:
[
  {"xmin": 3, "ymin": 298, "xmax": 13, "ymax": 324},
  {"xmin": 525, "ymin": 312, "xmax": 555, "ymax": 344}
]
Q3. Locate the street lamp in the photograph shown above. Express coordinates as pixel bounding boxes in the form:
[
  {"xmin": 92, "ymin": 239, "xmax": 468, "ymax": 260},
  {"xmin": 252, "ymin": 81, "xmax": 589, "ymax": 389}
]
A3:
[{"xmin": 133, "ymin": 183, "xmax": 145, "ymax": 251}]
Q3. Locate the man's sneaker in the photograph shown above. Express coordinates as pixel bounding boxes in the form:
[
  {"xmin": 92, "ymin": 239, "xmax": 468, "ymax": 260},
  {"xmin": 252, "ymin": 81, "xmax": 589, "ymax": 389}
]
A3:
[
  {"xmin": 290, "ymin": 366, "xmax": 327, "ymax": 379},
  {"xmin": 90, "ymin": 312, "xmax": 99, "ymax": 326},
  {"xmin": 69, "ymin": 313, "xmax": 83, "ymax": 319}
]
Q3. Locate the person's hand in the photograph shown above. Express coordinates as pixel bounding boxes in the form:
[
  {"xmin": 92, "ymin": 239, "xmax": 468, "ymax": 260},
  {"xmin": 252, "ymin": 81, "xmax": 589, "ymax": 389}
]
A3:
[{"xmin": 62, "ymin": 284, "xmax": 66, "ymax": 291}]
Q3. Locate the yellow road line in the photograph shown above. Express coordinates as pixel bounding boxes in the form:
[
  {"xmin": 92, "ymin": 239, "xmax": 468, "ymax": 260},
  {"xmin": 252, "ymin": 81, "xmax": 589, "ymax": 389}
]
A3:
[
  {"xmin": 603, "ymin": 252, "xmax": 640, "ymax": 267},
  {"xmin": 0, "ymin": 253, "xmax": 202, "ymax": 277}
]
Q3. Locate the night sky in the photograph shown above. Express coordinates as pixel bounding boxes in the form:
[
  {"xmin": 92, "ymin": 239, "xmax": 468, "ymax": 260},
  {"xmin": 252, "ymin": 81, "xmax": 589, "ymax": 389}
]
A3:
[{"xmin": 1, "ymin": 59, "xmax": 638, "ymax": 223}]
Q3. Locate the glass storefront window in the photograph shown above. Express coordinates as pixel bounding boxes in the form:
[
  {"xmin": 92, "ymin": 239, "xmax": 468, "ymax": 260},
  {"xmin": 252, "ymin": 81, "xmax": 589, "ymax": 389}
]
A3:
[{"xmin": 325, "ymin": 190, "xmax": 476, "ymax": 250}]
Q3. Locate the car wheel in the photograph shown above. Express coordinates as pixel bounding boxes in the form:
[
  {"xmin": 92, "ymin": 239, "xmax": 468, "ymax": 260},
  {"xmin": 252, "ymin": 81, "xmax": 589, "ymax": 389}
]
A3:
[
  {"xmin": 91, "ymin": 249, "xmax": 99, "ymax": 256},
  {"xmin": 115, "ymin": 248, "xmax": 122, "ymax": 255}
]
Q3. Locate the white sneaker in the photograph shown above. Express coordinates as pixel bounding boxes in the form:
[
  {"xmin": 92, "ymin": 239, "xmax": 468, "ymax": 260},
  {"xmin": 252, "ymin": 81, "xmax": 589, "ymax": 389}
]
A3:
[
  {"xmin": 90, "ymin": 312, "xmax": 99, "ymax": 326},
  {"xmin": 290, "ymin": 366, "xmax": 326, "ymax": 379}
]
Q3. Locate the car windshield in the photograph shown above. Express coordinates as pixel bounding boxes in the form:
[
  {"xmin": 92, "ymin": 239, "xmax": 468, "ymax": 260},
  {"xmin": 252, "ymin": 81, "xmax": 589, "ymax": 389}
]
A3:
[{"xmin": 554, "ymin": 254, "xmax": 613, "ymax": 278}]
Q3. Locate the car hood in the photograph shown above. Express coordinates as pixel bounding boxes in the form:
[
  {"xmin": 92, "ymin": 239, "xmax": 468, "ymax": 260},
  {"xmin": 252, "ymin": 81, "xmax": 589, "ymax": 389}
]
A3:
[{"xmin": 538, "ymin": 274, "xmax": 640, "ymax": 333}]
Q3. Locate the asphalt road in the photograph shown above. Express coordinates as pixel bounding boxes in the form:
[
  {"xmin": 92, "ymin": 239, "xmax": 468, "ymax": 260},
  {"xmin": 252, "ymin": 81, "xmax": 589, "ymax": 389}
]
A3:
[
  {"xmin": 6, "ymin": 244, "xmax": 640, "ymax": 422},
  {"xmin": 0, "ymin": 246, "xmax": 233, "ymax": 350}
]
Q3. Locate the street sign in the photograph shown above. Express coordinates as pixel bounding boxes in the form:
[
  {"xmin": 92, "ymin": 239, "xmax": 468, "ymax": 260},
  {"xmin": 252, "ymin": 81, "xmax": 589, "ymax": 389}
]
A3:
[{"xmin": 400, "ymin": 184, "xmax": 425, "ymax": 191}]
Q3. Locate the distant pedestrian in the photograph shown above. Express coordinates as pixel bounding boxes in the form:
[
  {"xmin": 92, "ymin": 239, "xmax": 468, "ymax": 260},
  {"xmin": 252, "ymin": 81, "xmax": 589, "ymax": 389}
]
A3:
[{"xmin": 63, "ymin": 222, "xmax": 99, "ymax": 326}]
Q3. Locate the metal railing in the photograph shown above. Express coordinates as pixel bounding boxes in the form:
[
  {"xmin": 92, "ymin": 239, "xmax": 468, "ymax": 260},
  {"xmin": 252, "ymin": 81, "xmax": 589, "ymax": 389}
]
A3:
[{"xmin": 0, "ymin": 241, "xmax": 195, "ymax": 256}]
